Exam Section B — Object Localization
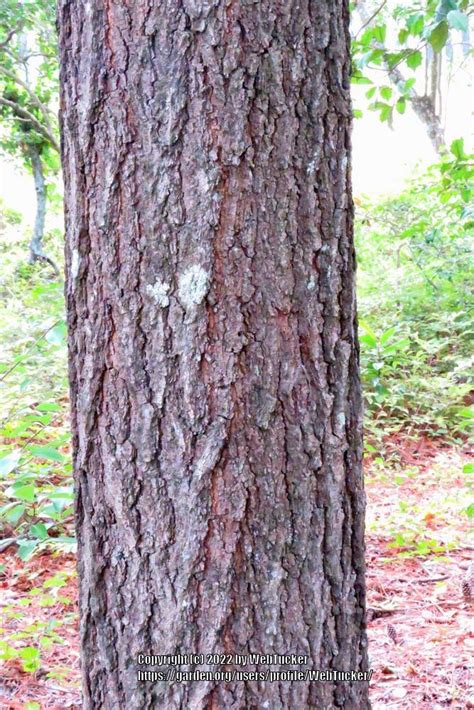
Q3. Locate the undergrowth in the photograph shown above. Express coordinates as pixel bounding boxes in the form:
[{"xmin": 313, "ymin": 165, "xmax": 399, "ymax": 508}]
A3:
[
  {"xmin": 0, "ymin": 203, "xmax": 72, "ymax": 562},
  {"xmin": 356, "ymin": 139, "xmax": 473, "ymax": 444}
]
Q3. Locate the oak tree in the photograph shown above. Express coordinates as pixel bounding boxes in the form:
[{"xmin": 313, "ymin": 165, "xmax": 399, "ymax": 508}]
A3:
[{"xmin": 58, "ymin": 1, "xmax": 369, "ymax": 707}]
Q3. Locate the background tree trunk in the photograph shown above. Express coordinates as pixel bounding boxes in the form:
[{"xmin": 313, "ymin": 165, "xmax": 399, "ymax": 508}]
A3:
[
  {"xmin": 26, "ymin": 143, "xmax": 59, "ymax": 275},
  {"xmin": 356, "ymin": 1, "xmax": 446, "ymax": 154},
  {"xmin": 28, "ymin": 144, "xmax": 47, "ymax": 261},
  {"xmin": 58, "ymin": 1, "xmax": 368, "ymax": 708}
]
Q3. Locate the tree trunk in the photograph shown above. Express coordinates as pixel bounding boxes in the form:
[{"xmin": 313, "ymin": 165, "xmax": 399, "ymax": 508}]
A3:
[
  {"xmin": 58, "ymin": 2, "xmax": 368, "ymax": 709},
  {"xmin": 389, "ymin": 64, "xmax": 445, "ymax": 154},
  {"xmin": 27, "ymin": 144, "xmax": 59, "ymax": 275},
  {"xmin": 28, "ymin": 143, "xmax": 47, "ymax": 261}
]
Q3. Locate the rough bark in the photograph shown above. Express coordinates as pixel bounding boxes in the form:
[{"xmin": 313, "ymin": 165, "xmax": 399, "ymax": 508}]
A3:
[{"xmin": 58, "ymin": 1, "xmax": 368, "ymax": 709}]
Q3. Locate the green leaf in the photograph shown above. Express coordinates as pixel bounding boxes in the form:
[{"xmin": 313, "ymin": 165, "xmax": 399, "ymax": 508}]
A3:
[
  {"xmin": 0, "ymin": 642, "xmax": 17, "ymax": 660},
  {"xmin": 368, "ymin": 48, "xmax": 384, "ymax": 65},
  {"xmin": 463, "ymin": 463, "xmax": 474, "ymax": 474},
  {"xmin": 380, "ymin": 86, "xmax": 392, "ymax": 101},
  {"xmin": 380, "ymin": 328, "xmax": 397, "ymax": 345},
  {"xmin": 19, "ymin": 647, "xmax": 40, "ymax": 661},
  {"xmin": 466, "ymin": 503, "xmax": 474, "ymax": 518},
  {"xmin": 43, "ymin": 573, "xmax": 67, "ymax": 589},
  {"xmin": 17, "ymin": 539, "xmax": 39, "ymax": 561},
  {"xmin": 407, "ymin": 13, "xmax": 424, "ymax": 36},
  {"xmin": 359, "ymin": 333, "xmax": 377, "ymax": 348},
  {"xmin": 447, "ymin": 10, "xmax": 468, "ymax": 32},
  {"xmin": 383, "ymin": 339, "xmax": 410, "ymax": 354},
  {"xmin": 36, "ymin": 402, "xmax": 62, "ymax": 412},
  {"xmin": 398, "ymin": 29, "xmax": 409, "ymax": 44},
  {"xmin": 18, "ymin": 646, "xmax": 41, "ymax": 672},
  {"xmin": 359, "ymin": 321, "xmax": 378, "ymax": 348},
  {"xmin": 27, "ymin": 445, "xmax": 64, "ymax": 463},
  {"xmin": 396, "ymin": 98, "xmax": 406, "ymax": 114},
  {"xmin": 0, "ymin": 503, "xmax": 26, "ymax": 524},
  {"xmin": 11, "ymin": 484, "xmax": 36, "ymax": 503},
  {"xmin": 25, "ymin": 702, "xmax": 41, "ymax": 710},
  {"xmin": 351, "ymin": 75, "xmax": 373, "ymax": 85},
  {"xmin": 372, "ymin": 24, "xmax": 386, "ymax": 43},
  {"xmin": 0, "ymin": 450, "xmax": 22, "ymax": 476},
  {"xmin": 385, "ymin": 52, "xmax": 405, "ymax": 69},
  {"xmin": 450, "ymin": 138, "xmax": 466, "ymax": 160},
  {"xmin": 458, "ymin": 407, "xmax": 474, "ymax": 419},
  {"xmin": 360, "ymin": 28, "xmax": 374, "ymax": 47},
  {"xmin": 39, "ymin": 594, "xmax": 56, "ymax": 607},
  {"xmin": 45, "ymin": 487, "xmax": 74, "ymax": 502},
  {"xmin": 429, "ymin": 21, "xmax": 449, "ymax": 52},
  {"xmin": 29, "ymin": 523, "xmax": 49, "ymax": 540},
  {"xmin": 407, "ymin": 51, "xmax": 422, "ymax": 70},
  {"xmin": 38, "ymin": 504, "xmax": 62, "ymax": 519},
  {"xmin": 379, "ymin": 103, "xmax": 393, "ymax": 122}
]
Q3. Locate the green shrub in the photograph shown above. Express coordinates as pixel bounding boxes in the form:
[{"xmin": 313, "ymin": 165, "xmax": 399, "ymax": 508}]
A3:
[{"xmin": 356, "ymin": 139, "xmax": 473, "ymax": 440}]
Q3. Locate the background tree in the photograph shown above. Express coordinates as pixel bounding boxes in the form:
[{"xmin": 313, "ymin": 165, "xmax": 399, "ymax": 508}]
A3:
[
  {"xmin": 0, "ymin": 0, "xmax": 59, "ymax": 271},
  {"xmin": 351, "ymin": 0, "xmax": 472, "ymax": 153},
  {"xmin": 58, "ymin": 1, "xmax": 369, "ymax": 709}
]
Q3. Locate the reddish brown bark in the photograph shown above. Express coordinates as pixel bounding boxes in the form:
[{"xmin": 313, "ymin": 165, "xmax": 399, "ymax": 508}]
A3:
[{"xmin": 58, "ymin": 1, "xmax": 368, "ymax": 708}]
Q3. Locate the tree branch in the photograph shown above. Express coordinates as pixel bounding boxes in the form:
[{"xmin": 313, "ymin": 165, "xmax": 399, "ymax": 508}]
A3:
[
  {"xmin": 355, "ymin": 0, "xmax": 388, "ymax": 39},
  {"xmin": 0, "ymin": 96, "xmax": 59, "ymax": 152},
  {"xmin": 385, "ymin": 61, "xmax": 445, "ymax": 152},
  {"xmin": 355, "ymin": 0, "xmax": 446, "ymax": 153},
  {"xmin": 0, "ymin": 65, "xmax": 56, "ymax": 138},
  {"xmin": 0, "ymin": 28, "xmax": 18, "ymax": 50}
]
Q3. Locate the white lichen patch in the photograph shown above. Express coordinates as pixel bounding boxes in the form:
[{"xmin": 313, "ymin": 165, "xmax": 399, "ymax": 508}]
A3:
[
  {"xmin": 197, "ymin": 169, "xmax": 211, "ymax": 194},
  {"xmin": 178, "ymin": 264, "xmax": 209, "ymax": 309},
  {"xmin": 71, "ymin": 249, "xmax": 80, "ymax": 280},
  {"xmin": 307, "ymin": 276, "xmax": 316, "ymax": 291},
  {"xmin": 146, "ymin": 279, "xmax": 170, "ymax": 308}
]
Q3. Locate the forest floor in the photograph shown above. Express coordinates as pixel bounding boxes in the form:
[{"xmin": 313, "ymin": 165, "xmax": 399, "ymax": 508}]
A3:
[{"xmin": 0, "ymin": 436, "xmax": 472, "ymax": 710}]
